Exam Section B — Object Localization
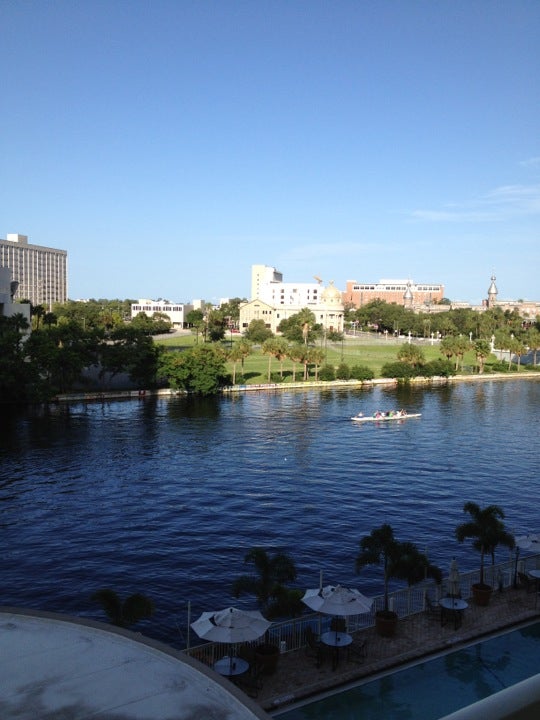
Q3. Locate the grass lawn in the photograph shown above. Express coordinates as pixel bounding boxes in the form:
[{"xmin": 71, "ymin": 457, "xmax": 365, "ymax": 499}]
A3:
[{"xmin": 155, "ymin": 333, "xmax": 492, "ymax": 384}]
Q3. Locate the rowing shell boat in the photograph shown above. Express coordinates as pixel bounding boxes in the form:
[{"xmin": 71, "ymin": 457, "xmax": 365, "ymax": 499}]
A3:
[{"xmin": 351, "ymin": 413, "xmax": 421, "ymax": 423}]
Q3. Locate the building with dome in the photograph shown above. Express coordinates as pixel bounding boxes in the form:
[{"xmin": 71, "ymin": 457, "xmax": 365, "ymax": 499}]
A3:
[{"xmin": 239, "ymin": 265, "xmax": 344, "ymax": 334}]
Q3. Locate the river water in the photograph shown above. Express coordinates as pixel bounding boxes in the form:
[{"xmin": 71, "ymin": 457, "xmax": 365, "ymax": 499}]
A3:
[{"xmin": 1, "ymin": 379, "xmax": 538, "ymax": 648}]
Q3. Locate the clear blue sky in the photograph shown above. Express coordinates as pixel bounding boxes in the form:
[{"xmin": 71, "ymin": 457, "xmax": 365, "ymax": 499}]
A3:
[{"xmin": 1, "ymin": 0, "xmax": 538, "ymax": 304}]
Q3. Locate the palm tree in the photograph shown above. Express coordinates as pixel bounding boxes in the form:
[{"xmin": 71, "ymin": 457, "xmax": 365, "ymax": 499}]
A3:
[
  {"xmin": 263, "ymin": 337, "xmax": 293, "ymax": 382},
  {"xmin": 272, "ymin": 337, "xmax": 290, "ymax": 379},
  {"xmin": 397, "ymin": 343, "xmax": 425, "ymax": 369},
  {"xmin": 308, "ymin": 347, "xmax": 326, "ymax": 381},
  {"xmin": 232, "ymin": 547, "xmax": 297, "ymax": 615},
  {"xmin": 390, "ymin": 541, "xmax": 442, "ymax": 587},
  {"xmin": 356, "ymin": 523, "xmax": 398, "ymax": 615},
  {"xmin": 439, "ymin": 335, "xmax": 458, "ymax": 365},
  {"xmin": 262, "ymin": 338, "xmax": 280, "ymax": 382},
  {"xmin": 474, "ymin": 339, "xmax": 491, "ymax": 374},
  {"xmin": 31, "ymin": 303, "xmax": 46, "ymax": 330},
  {"xmin": 287, "ymin": 343, "xmax": 306, "ymax": 382},
  {"xmin": 228, "ymin": 343, "xmax": 246, "ymax": 385},
  {"xmin": 455, "ymin": 502, "xmax": 515, "ymax": 589},
  {"xmin": 526, "ymin": 327, "xmax": 540, "ymax": 365},
  {"xmin": 453, "ymin": 337, "xmax": 471, "ymax": 372},
  {"xmin": 91, "ymin": 588, "xmax": 154, "ymax": 628}
]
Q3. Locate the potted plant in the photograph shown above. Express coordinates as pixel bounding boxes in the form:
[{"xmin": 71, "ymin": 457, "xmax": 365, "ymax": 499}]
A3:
[
  {"xmin": 455, "ymin": 502, "xmax": 515, "ymax": 606},
  {"xmin": 255, "ymin": 641, "xmax": 280, "ymax": 675},
  {"xmin": 356, "ymin": 524, "xmax": 400, "ymax": 637}
]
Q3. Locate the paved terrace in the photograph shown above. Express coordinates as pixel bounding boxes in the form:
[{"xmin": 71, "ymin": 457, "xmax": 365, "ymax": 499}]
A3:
[{"xmin": 248, "ymin": 587, "xmax": 540, "ymax": 713}]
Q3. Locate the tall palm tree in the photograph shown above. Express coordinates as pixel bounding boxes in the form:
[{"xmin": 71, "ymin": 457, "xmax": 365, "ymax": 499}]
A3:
[
  {"xmin": 356, "ymin": 524, "xmax": 398, "ymax": 614},
  {"xmin": 232, "ymin": 547, "xmax": 297, "ymax": 614},
  {"xmin": 228, "ymin": 343, "xmax": 246, "ymax": 385},
  {"xmin": 455, "ymin": 502, "xmax": 515, "ymax": 587},
  {"xmin": 474, "ymin": 339, "xmax": 491, "ymax": 374},
  {"xmin": 308, "ymin": 347, "xmax": 326, "ymax": 381},
  {"xmin": 287, "ymin": 343, "xmax": 306, "ymax": 382},
  {"xmin": 272, "ymin": 337, "xmax": 290, "ymax": 379},
  {"xmin": 91, "ymin": 589, "xmax": 154, "ymax": 628},
  {"xmin": 262, "ymin": 338, "xmax": 279, "ymax": 382}
]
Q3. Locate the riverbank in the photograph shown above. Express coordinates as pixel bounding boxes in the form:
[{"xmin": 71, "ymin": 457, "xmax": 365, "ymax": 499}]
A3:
[{"xmin": 54, "ymin": 371, "xmax": 540, "ymax": 403}]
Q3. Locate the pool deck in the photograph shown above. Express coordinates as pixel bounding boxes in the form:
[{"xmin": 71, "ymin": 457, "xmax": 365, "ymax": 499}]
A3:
[{"xmin": 254, "ymin": 587, "xmax": 539, "ymax": 713}]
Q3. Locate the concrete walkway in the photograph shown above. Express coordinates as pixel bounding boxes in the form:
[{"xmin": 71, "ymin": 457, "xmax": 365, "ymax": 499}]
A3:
[{"xmin": 255, "ymin": 587, "xmax": 539, "ymax": 713}]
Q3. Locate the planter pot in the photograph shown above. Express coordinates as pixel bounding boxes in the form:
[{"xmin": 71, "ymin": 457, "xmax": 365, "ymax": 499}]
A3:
[
  {"xmin": 255, "ymin": 643, "xmax": 280, "ymax": 675},
  {"xmin": 472, "ymin": 583, "xmax": 492, "ymax": 607},
  {"xmin": 375, "ymin": 610, "xmax": 398, "ymax": 638}
]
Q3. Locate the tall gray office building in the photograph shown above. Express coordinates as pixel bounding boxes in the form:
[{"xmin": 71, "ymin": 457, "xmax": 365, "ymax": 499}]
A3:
[{"xmin": 0, "ymin": 233, "xmax": 68, "ymax": 308}]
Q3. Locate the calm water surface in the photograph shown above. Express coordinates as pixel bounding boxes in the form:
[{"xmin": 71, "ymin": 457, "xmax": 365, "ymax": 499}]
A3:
[{"xmin": 1, "ymin": 380, "xmax": 539, "ymax": 647}]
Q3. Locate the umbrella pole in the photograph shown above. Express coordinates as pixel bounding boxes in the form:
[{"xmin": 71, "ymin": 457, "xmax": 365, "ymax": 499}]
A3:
[
  {"xmin": 318, "ymin": 571, "xmax": 323, "ymax": 637},
  {"xmin": 186, "ymin": 601, "xmax": 191, "ymax": 650},
  {"xmin": 513, "ymin": 547, "xmax": 520, "ymax": 588}
]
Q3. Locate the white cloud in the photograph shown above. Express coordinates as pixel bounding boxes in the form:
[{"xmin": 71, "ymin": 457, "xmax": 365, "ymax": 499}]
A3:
[
  {"xmin": 410, "ymin": 184, "xmax": 540, "ymax": 223},
  {"xmin": 519, "ymin": 156, "xmax": 540, "ymax": 167}
]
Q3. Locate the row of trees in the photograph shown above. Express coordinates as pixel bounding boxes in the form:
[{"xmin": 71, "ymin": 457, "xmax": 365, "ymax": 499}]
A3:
[
  {"xmin": 231, "ymin": 501, "xmax": 514, "ymax": 623},
  {"xmin": 89, "ymin": 502, "xmax": 515, "ymax": 633},
  {"xmin": 3, "ymin": 300, "xmax": 539, "ymax": 404},
  {"xmin": 347, "ymin": 300, "xmax": 538, "ymax": 341},
  {"xmin": 22, "ymin": 297, "xmax": 540, "ymax": 347},
  {"xmin": 0, "ymin": 314, "xmax": 162, "ymax": 403}
]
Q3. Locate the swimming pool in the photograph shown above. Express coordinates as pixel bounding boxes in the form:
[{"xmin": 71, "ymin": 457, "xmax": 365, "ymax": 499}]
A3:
[{"xmin": 274, "ymin": 623, "xmax": 540, "ymax": 720}]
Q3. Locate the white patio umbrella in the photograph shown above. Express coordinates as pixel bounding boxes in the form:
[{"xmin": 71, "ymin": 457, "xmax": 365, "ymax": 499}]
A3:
[
  {"xmin": 448, "ymin": 558, "xmax": 461, "ymax": 600},
  {"xmin": 302, "ymin": 584, "xmax": 373, "ymax": 617},
  {"xmin": 191, "ymin": 606, "xmax": 271, "ymax": 674},
  {"xmin": 516, "ymin": 534, "xmax": 540, "ymax": 552},
  {"xmin": 191, "ymin": 606, "xmax": 271, "ymax": 644}
]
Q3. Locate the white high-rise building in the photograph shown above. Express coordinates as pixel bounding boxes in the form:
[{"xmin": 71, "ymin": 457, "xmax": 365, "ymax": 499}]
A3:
[
  {"xmin": 250, "ymin": 264, "xmax": 321, "ymax": 307},
  {"xmin": 0, "ymin": 233, "xmax": 68, "ymax": 308}
]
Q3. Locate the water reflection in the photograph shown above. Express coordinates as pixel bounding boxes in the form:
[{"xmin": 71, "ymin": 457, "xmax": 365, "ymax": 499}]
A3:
[{"xmin": 0, "ymin": 380, "xmax": 539, "ymax": 648}]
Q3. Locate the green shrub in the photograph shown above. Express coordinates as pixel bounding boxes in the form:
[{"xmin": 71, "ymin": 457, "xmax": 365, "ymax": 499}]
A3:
[
  {"xmin": 490, "ymin": 361, "xmax": 509, "ymax": 373},
  {"xmin": 421, "ymin": 359, "xmax": 456, "ymax": 377},
  {"xmin": 319, "ymin": 364, "xmax": 336, "ymax": 381},
  {"xmin": 335, "ymin": 363, "xmax": 351, "ymax": 380},
  {"xmin": 381, "ymin": 361, "xmax": 415, "ymax": 379},
  {"xmin": 350, "ymin": 364, "xmax": 375, "ymax": 381}
]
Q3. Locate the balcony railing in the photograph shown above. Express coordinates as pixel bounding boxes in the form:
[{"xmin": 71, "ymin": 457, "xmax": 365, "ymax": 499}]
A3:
[{"xmin": 183, "ymin": 554, "xmax": 539, "ymax": 666}]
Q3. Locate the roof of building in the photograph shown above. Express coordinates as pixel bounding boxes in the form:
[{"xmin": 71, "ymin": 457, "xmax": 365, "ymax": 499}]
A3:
[{"xmin": 0, "ymin": 607, "xmax": 269, "ymax": 720}]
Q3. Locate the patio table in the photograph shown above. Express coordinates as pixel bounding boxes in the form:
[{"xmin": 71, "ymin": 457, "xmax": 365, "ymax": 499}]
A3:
[
  {"xmin": 320, "ymin": 630, "xmax": 353, "ymax": 670},
  {"xmin": 213, "ymin": 656, "xmax": 249, "ymax": 677},
  {"xmin": 439, "ymin": 597, "xmax": 468, "ymax": 630}
]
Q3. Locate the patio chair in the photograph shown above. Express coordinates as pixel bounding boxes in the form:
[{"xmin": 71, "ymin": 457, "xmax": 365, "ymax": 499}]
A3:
[
  {"xmin": 237, "ymin": 645, "xmax": 257, "ymax": 665},
  {"xmin": 330, "ymin": 617, "xmax": 347, "ymax": 633},
  {"xmin": 305, "ymin": 626, "xmax": 325, "ymax": 668},
  {"xmin": 425, "ymin": 593, "xmax": 440, "ymax": 619},
  {"xmin": 518, "ymin": 572, "xmax": 538, "ymax": 593},
  {"xmin": 233, "ymin": 664, "xmax": 264, "ymax": 698},
  {"xmin": 347, "ymin": 636, "xmax": 366, "ymax": 664}
]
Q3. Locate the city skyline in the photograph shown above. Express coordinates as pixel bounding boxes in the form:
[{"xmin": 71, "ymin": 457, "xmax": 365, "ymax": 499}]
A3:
[{"xmin": 1, "ymin": 1, "xmax": 539, "ymax": 304}]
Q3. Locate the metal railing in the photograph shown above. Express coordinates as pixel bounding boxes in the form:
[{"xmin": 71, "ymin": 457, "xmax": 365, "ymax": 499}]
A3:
[{"xmin": 183, "ymin": 554, "xmax": 540, "ymax": 663}]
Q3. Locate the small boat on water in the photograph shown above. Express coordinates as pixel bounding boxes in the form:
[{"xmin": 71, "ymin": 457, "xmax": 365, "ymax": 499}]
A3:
[{"xmin": 351, "ymin": 411, "xmax": 421, "ymax": 423}]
